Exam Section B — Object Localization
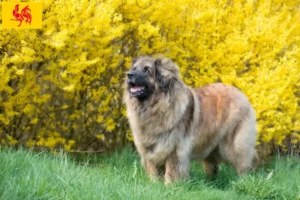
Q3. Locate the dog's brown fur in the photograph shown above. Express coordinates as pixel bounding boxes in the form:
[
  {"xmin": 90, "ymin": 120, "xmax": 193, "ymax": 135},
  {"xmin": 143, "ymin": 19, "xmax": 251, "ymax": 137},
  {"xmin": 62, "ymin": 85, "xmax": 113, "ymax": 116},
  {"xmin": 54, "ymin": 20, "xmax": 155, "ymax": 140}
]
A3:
[{"xmin": 124, "ymin": 56, "xmax": 257, "ymax": 184}]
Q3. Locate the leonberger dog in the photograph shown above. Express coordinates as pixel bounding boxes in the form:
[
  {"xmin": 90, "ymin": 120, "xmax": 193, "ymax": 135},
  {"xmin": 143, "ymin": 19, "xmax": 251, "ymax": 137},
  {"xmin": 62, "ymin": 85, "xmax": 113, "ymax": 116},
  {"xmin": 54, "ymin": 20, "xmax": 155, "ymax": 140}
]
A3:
[{"xmin": 124, "ymin": 56, "xmax": 257, "ymax": 184}]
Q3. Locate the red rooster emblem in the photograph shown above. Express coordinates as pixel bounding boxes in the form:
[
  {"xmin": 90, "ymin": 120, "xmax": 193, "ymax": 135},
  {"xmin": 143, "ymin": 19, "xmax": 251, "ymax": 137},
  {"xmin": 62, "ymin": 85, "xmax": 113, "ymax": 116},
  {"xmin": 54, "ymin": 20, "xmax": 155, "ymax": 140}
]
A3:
[{"xmin": 10, "ymin": 4, "xmax": 32, "ymax": 27}]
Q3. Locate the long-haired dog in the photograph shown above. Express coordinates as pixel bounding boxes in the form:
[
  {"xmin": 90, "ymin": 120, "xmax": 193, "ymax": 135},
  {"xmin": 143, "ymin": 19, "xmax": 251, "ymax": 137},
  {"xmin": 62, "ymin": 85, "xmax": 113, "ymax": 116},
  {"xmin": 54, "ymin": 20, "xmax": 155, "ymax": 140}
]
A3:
[{"xmin": 124, "ymin": 56, "xmax": 257, "ymax": 184}]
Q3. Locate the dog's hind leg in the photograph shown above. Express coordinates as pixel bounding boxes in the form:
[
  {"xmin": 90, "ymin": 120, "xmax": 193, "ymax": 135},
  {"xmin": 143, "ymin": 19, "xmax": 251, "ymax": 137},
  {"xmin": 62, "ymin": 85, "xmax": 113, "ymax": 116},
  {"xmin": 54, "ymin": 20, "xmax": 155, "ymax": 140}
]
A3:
[
  {"xmin": 229, "ymin": 109, "xmax": 257, "ymax": 175},
  {"xmin": 202, "ymin": 159, "xmax": 219, "ymax": 176},
  {"xmin": 202, "ymin": 148, "xmax": 220, "ymax": 176}
]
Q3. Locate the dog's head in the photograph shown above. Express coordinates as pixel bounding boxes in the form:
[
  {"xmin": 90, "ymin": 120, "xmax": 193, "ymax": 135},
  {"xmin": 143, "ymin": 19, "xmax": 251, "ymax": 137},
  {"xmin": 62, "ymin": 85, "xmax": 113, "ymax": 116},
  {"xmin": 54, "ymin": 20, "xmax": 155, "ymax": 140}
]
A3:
[{"xmin": 126, "ymin": 56, "xmax": 180, "ymax": 100}]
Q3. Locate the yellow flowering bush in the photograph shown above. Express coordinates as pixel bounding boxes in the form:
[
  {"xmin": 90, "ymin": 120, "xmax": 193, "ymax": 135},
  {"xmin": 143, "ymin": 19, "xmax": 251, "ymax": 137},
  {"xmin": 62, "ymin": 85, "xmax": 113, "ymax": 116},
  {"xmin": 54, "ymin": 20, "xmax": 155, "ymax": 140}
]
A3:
[{"xmin": 0, "ymin": 0, "xmax": 299, "ymax": 155}]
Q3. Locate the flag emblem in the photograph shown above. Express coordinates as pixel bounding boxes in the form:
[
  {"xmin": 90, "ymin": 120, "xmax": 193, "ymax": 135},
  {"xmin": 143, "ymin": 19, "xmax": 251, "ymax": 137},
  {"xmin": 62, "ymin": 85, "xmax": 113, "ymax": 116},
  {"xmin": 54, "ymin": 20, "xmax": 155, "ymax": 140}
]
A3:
[{"xmin": 2, "ymin": 2, "xmax": 42, "ymax": 29}]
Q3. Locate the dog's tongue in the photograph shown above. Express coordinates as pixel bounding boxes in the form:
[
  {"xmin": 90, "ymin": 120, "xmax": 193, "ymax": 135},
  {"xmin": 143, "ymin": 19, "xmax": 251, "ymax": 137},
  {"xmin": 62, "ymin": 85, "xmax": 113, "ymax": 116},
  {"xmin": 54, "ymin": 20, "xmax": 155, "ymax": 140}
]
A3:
[{"xmin": 131, "ymin": 86, "xmax": 145, "ymax": 93}]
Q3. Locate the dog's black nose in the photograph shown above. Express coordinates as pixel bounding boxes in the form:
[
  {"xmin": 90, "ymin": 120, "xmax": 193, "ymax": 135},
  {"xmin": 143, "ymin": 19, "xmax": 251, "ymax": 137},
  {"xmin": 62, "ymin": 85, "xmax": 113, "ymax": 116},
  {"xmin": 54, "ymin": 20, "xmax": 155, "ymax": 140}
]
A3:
[{"xmin": 127, "ymin": 72, "xmax": 135, "ymax": 79}]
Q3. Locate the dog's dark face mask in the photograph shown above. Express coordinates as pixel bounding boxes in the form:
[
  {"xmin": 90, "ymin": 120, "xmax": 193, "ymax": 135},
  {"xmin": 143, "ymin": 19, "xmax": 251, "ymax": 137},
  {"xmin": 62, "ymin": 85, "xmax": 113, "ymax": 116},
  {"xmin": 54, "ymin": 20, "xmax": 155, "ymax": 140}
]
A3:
[
  {"xmin": 127, "ymin": 58, "xmax": 156, "ymax": 100},
  {"xmin": 127, "ymin": 57, "xmax": 174, "ymax": 100}
]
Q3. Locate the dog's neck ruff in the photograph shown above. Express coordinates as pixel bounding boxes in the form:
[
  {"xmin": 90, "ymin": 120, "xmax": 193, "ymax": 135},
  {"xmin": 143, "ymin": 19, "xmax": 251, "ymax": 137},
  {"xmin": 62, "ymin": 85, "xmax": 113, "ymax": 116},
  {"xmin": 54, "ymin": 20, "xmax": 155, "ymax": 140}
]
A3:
[{"xmin": 129, "ymin": 84, "xmax": 191, "ymax": 135}]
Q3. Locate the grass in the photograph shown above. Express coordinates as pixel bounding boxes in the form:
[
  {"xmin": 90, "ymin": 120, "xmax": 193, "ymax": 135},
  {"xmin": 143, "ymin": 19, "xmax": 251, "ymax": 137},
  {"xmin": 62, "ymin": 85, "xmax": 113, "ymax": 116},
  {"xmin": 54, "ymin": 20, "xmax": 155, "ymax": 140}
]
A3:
[{"xmin": 0, "ymin": 148, "xmax": 299, "ymax": 200}]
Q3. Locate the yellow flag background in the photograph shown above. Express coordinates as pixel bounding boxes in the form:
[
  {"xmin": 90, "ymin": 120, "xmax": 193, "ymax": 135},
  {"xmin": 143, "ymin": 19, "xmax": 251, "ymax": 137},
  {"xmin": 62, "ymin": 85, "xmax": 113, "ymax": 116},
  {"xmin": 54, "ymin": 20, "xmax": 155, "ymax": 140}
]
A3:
[{"xmin": 2, "ymin": 2, "xmax": 42, "ymax": 29}]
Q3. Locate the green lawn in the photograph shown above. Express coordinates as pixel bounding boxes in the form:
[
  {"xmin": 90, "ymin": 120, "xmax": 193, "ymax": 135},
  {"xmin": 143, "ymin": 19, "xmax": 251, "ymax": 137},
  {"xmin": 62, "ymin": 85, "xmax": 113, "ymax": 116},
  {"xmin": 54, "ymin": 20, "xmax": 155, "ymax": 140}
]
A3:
[{"xmin": 0, "ymin": 148, "xmax": 299, "ymax": 200}]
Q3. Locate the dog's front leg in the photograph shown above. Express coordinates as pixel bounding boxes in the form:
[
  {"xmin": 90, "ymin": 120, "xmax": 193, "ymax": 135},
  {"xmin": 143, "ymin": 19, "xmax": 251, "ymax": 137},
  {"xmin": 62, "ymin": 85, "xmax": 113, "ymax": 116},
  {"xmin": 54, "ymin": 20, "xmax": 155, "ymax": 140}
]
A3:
[
  {"xmin": 144, "ymin": 159, "xmax": 159, "ymax": 182},
  {"xmin": 164, "ymin": 152, "xmax": 190, "ymax": 185}
]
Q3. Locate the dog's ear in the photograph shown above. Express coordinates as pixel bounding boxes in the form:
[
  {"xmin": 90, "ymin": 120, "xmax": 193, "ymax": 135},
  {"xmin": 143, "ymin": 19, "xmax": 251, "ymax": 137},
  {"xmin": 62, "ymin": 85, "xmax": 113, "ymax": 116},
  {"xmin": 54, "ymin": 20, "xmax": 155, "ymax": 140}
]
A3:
[
  {"xmin": 154, "ymin": 58, "xmax": 162, "ymax": 67},
  {"xmin": 155, "ymin": 58, "xmax": 170, "ymax": 93},
  {"xmin": 132, "ymin": 57, "xmax": 138, "ymax": 65}
]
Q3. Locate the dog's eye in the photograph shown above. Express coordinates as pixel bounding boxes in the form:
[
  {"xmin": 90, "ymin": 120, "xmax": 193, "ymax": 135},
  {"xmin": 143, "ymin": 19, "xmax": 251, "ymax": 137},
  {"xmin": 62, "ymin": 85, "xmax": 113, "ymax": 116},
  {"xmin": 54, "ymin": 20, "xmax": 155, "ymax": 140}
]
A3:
[
  {"xmin": 143, "ymin": 66, "xmax": 150, "ymax": 73},
  {"xmin": 133, "ymin": 67, "xmax": 137, "ymax": 71}
]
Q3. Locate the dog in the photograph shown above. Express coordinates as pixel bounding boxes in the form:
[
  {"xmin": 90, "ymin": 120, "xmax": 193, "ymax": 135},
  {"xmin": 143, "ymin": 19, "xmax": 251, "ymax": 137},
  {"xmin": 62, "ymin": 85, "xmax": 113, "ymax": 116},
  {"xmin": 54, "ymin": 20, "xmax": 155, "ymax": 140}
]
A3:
[{"xmin": 124, "ymin": 56, "xmax": 257, "ymax": 184}]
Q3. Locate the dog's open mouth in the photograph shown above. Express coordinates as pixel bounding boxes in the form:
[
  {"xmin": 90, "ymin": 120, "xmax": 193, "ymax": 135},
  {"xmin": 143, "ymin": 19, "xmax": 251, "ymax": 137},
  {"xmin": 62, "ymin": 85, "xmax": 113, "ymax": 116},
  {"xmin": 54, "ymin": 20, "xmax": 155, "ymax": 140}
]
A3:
[
  {"xmin": 129, "ymin": 82, "xmax": 147, "ymax": 96},
  {"xmin": 130, "ymin": 86, "xmax": 145, "ymax": 93}
]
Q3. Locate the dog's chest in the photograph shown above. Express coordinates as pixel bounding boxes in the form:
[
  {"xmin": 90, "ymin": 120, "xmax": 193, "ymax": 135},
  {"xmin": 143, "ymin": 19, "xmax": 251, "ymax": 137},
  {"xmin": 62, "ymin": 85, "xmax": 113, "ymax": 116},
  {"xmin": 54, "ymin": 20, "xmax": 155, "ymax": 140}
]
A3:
[
  {"xmin": 141, "ymin": 132, "xmax": 178, "ymax": 165},
  {"xmin": 141, "ymin": 111, "xmax": 173, "ymax": 132}
]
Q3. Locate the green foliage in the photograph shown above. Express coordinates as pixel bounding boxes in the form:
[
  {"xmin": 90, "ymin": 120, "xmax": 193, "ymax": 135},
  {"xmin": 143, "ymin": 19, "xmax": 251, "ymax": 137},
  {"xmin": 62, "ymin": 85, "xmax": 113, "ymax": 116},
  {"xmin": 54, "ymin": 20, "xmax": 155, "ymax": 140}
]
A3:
[
  {"xmin": 0, "ymin": 148, "xmax": 299, "ymax": 200},
  {"xmin": 233, "ymin": 176, "xmax": 290, "ymax": 199},
  {"xmin": 0, "ymin": 0, "xmax": 299, "ymax": 154}
]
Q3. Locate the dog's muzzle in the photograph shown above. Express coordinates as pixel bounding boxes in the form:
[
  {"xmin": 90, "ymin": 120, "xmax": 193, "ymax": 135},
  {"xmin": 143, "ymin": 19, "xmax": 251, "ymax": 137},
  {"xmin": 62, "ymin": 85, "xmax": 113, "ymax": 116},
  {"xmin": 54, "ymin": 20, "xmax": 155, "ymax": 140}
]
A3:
[{"xmin": 127, "ymin": 71, "xmax": 149, "ymax": 98}]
